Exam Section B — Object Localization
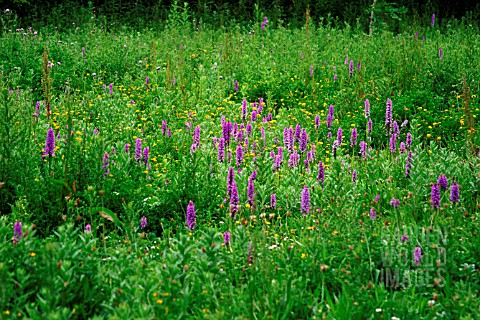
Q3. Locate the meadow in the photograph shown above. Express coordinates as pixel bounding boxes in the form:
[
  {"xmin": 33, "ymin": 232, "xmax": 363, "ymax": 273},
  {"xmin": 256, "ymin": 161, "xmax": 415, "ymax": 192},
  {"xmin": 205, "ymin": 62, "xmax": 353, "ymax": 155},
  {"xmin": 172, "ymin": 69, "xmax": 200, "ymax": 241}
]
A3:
[{"xmin": 1, "ymin": 6, "xmax": 480, "ymax": 319}]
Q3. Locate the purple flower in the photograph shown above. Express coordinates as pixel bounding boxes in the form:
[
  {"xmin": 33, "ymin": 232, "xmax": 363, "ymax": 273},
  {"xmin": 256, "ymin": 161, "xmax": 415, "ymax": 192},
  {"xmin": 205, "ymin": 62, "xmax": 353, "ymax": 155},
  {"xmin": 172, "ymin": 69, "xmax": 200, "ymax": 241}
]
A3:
[
  {"xmin": 270, "ymin": 194, "xmax": 277, "ymax": 209},
  {"xmin": 431, "ymin": 183, "xmax": 441, "ymax": 209},
  {"xmin": 393, "ymin": 121, "xmax": 399, "ymax": 136},
  {"xmin": 301, "ymin": 186, "xmax": 310, "ymax": 216},
  {"xmin": 369, "ymin": 208, "xmax": 376, "ymax": 220},
  {"xmin": 246, "ymin": 123, "xmax": 252, "ymax": 136},
  {"xmin": 350, "ymin": 128, "xmax": 357, "ymax": 147},
  {"xmin": 232, "ymin": 123, "xmax": 238, "ymax": 139},
  {"xmin": 222, "ymin": 121, "xmax": 231, "ymax": 145},
  {"xmin": 333, "ymin": 74, "xmax": 337, "ymax": 82},
  {"xmin": 223, "ymin": 232, "xmax": 231, "ymax": 246},
  {"xmin": 344, "ymin": 54, "xmax": 349, "ymax": 64},
  {"xmin": 317, "ymin": 161, "xmax": 325, "ymax": 188},
  {"xmin": 439, "ymin": 48, "xmax": 444, "ymax": 59},
  {"xmin": 102, "ymin": 152, "xmax": 109, "ymax": 175},
  {"xmin": 294, "ymin": 124, "xmax": 302, "ymax": 142},
  {"xmin": 389, "ymin": 134, "xmax": 397, "ymax": 153},
  {"xmin": 374, "ymin": 195, "xmax": 380, "ymax": 203},
  {"xmin": 283, "ymin": 127, "xmax": 294, "ymax": 153},
  {"xmin": 288, "ymin": 150, "xmax": 300, "ymax": 168},
  {"xmin": 258, "ymin": 98, "xmax": 264, "ymax": 114},
  {"xmin": 251, "ymin": 110, "xmax": 257, "ymax": 122},
  {"xmin": 277, "ymin": 146, "xmax": 283, "ymax": 159},
  {"xmin": 161, "ymin": 120, "xmax": 168, "ymax": 135},
  {"xmin": 143, "ymin": 147, "xmax": 150, "ymax": 166},
  {"xmin": 186, "ymin": 201, "xmax": 196, "ymax": 231},
  {"xmin": 390, "ymin": 198, "xmax": 400, "ymax": 208},
  {"xmin": 236, "ymin": 144, "xmax": 243, "ymax": 168},
  {"xmin": 406, "ymin": 133, "xmax": 413, "ymax": 147},
  {"xmin": 261, "ymin": 16, "xmax": 268, "ymax": 30},
  {"xmin": 234, "ymin": 80, "xmax": 239, "ymax": 92},
  {"xmin": 438, "ymin": 174, "xmax": 448, "ymax": 190},
  {"xmin": 315, "ymin": 115, "xmax": 320, "ymax": 130},
  {"xmin": 299, "ymin": 129, "xmax": 308, "ymax": 152},
  {"xmin": 364, "ymin": 99, "xmax": 370, "ymax": 118},
  {"xmin": 13, "ymin": 221, "xmax": 22, "ymax": 245},
  {"xmin": 145, "ymin": 77, "xmax": 149, "ymax": 85},
  {"xmin": 306, "ymin": 150, "xmax": 315, "ymax": 164},
  {"xmin": 93, "ymin": 128, "xmax": 99, "ymax": 135},
  {"xmin": 192, "ymin": 126, "xmax": 200, "ymax": 150},
  {"xmin": 125, "ymin": 143, "xmax": 130, "ymax": 153},
  {"xmin": 360, "ymin": 141, "xmax": 367, "ymax": 159},
  {"xmin": 135, "ymin": 138, "xmax": 142, "ymax": 162},
  {"xmin": 85, "ymin": 224, "xmax": 92, "ymax": 232},
  {"xmin": 385, "ymin": 98, "xmax": 393, "ymax": 130},
  {"xmin": 431, "ymin": 13, "xmax": 435, "ymax": 27},
  {"xmin": 140, "ymin": 216, "xmax": 147, "ymax": 229},
  {"xmin": 217, "ymin": 137, "xmax": 225, "ymax": 162},
  {"xmin": 45, "ymin": 128, "xmax": 55, "ymax": 157},
  {"xmin": 230, "ymin": 181, "xmax": 239, "ymax": 219},
  {"xmin": 399, "ymin": 142, "xmax": 406, "ymax": 153},
  {"xmin": 236, "ymin": 129, "xmax": 243, "ymax": 143},
  {"xmin": 368, "ymin": 118, "xmax": 372, "ymax": 134},
  {"xmin": 273, "ymin": 154, "xmax": 283, "ymax": 172},
  {"xmin": 242, "ymin": 99, "xmax": 248, "ymax": 120},
  {"xmin": 336, "ymin": 127, "xmax": 343, "ymax": 145},
  {"xmin": 401, "ymin": 234, "xmax": 408, "ymax": 242},
  {"xmin": 332, "ymin": 140, "xmax": 340, "ymax": 157},
  {"xmin": 326, "ymin": 105, "xmax": 334, "ymax": 129},
  {"xmin": 34, "ymin": 101, "xmax": 41, "ymax": 117},
  {"xmin": 450, "ymin": 181, "xmax": 459, "ymax": 203},
  {"xmin": 352, "ymin": 169, "xmax": 357, "ymax": 183},
  {"xmin": 349, "ymin": 60, "xmax": 354, "ymax": 77},
  {"xmin": 310, "ymin": 65, "xmax": 314, "ymax": 77},
  {"xmin": 226, "ymin": 166, "xmax": 235, "ymax": 197},
  {"xmin": 250, "ymin": 170, "xmax": 257, "ymax": 180},
  {"xmin": 405, "ymin": 150, "xmax": 413, "ymax": 177},
  {"xmin": 247, "ymin": 178, "xmax": 255, "ymax": 206},
  {"xmin": 414, "ymin": 247, "xmax": 422, "ymax": 266}
]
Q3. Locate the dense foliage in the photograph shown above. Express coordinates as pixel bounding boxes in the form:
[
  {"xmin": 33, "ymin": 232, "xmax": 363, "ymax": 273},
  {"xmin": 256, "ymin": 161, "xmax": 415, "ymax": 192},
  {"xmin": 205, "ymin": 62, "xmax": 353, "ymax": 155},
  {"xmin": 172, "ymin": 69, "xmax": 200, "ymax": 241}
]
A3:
[
  {"xmin": 2, "ymin": 0, "xmax": 480, "ymax": 31},
  {"xmin": 1, "ymin": 5, "xmax": 479, "ymax": 319}
]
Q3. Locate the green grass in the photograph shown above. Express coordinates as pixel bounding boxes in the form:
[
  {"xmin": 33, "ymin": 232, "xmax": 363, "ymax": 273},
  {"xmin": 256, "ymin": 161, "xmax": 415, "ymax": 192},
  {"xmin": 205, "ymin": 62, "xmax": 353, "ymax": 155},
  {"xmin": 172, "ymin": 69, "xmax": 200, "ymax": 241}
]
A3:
[{"xmin": 1, "ymin": 9, "xmax": 480, "ymax": 319}]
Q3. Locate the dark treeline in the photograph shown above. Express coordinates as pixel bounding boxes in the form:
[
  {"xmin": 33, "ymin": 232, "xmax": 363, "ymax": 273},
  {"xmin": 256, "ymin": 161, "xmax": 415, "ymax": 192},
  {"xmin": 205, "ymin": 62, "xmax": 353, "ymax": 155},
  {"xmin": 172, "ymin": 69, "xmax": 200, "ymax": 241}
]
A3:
[{"xmin": 2, "ymin": 0, "xmax": 480, "ymax": 30}]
